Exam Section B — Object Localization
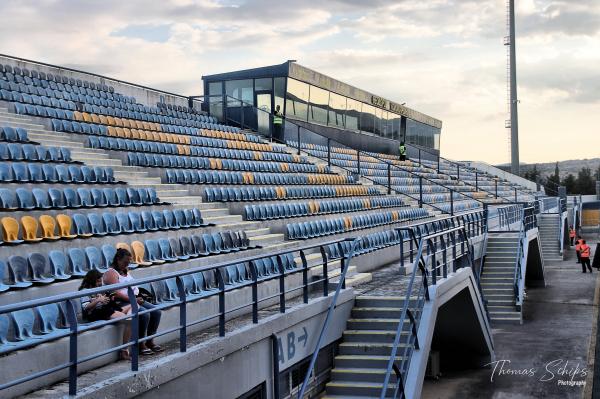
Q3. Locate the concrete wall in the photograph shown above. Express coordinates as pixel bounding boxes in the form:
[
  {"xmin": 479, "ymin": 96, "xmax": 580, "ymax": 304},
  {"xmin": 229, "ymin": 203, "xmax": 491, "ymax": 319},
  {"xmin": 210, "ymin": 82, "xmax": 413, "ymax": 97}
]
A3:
[
  {"xmin": 465, "ymin": 161, "xmax": 537, "ymax": 191},
  {"xmin": 72, "ymin": 290, "xmax": 355, "ymax": 399}
]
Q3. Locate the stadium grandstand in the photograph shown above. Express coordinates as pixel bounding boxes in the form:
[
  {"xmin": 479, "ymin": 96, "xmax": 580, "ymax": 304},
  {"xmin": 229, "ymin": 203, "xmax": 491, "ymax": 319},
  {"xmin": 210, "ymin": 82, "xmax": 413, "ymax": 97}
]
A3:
[{"xmin": 0, "ymin": 54, "xmax": 579, "ymax": 399}]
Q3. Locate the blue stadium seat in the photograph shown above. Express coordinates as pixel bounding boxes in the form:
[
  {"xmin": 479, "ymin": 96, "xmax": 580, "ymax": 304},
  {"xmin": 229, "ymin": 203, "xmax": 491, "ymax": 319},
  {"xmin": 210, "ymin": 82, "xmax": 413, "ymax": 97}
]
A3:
[
  {"xmin": 8, "ymin": 256, "xmax": 32, "ymax": 288},
  {"xmin": 35, "ymin": 303, "xmax": 67, "ymax": 337},
  {"xmin": 28, "ymin": 253, "xmax": 55, "ymax": 284},
  {"xmin": 144, "ymin": 240, "xmax": 165, "ymax": 264},
  {"xmin": 101, "ymin": 245, "xmax": 116, "ymax": 270},
  {"xmin": 85, "ymin": 246, "xmax": 106, "ymax": 272},
  {"xmin": 67, "ymin": 248, "xmax": 87, "ymax": 277}
]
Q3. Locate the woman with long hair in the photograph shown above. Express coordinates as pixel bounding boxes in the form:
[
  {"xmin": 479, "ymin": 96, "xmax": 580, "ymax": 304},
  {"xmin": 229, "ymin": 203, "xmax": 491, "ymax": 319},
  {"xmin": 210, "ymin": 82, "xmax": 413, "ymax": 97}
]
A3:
[
  {"xmin": 79, "ymin": 269, "xmax": 131, "ymax": 360},
  {"xmin": 103, "ymin": 248, "xmax": 163, "ymax": 355}
]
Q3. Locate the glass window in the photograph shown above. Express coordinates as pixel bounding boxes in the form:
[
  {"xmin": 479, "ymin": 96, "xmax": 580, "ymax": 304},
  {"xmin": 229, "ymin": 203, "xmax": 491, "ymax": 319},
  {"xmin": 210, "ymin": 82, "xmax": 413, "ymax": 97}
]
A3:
[
  {"xmin": 286, "ymin": 78, "xmax": 309, "ymax": 121},
  {"xmin": 274, "ymin": 77, "xmax": 285, "ymax": 114},
  {"xmin": 346, "ymin": 98, "xmax": 361, "ymax": 131},
  {"xmin": 361, "ymin": 103, "xmax": 376, "ymax": 134},
  {"xmin": 208, "ymin": 82, "xmax": 222, "ymax": 96},
  {"xmin": 225, "ymin": 79, "xmax": 254, "ymax": 105},
  {"xmin": 390, "ymin": 114, "xmax": 401, "ymax": 140},
  {"xmin": 255, "ymin": 78, "xmax": 272, "ymax": 92},
  {"xmin": 308, "ymin": 85, "xmax": 329, "ymax": 125},
  {"xmin": 328, "ymin": 92, "xmax": 346, "ymax": 128}
]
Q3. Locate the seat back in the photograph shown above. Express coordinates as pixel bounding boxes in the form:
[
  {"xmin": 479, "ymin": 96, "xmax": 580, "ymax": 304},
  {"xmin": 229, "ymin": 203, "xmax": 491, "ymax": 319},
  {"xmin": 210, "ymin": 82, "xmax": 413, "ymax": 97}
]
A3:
[
  {"xmin": 55, "ymin": 214, "xmax": 74, "ymax": 237},
  {"xmin": 21, "ymin": 216, "xmax": 40, "ymax": 241},
  {"xmin": 1, "ymin": 217, "xmax": 20, "ymax": 242}
]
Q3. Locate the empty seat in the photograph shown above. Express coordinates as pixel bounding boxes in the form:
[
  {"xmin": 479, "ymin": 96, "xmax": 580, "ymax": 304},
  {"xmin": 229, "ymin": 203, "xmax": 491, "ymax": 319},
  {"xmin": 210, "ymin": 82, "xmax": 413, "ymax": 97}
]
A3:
[
  {"xmin": 28, "ymin": 253, "xmax": 55, "ymax": 284},
  {"xmin": 1, "ymin": 217, "xmax": 23, "ymax": 244}
]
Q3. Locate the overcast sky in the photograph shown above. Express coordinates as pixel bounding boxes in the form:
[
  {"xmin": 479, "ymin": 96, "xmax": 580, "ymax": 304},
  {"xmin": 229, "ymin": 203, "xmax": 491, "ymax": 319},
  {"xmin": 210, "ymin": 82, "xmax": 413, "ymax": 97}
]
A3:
[{"xmin": 1, "ymin": 0, "xmax": 598, "ymax": 164}]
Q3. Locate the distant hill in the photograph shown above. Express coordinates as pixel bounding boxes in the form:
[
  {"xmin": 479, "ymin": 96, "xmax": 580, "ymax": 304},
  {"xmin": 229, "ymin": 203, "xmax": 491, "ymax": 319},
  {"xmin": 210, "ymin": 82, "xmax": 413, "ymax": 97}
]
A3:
[{"xmin": 497, "ymin": 158, "xmax": 600, "ymax": 179}]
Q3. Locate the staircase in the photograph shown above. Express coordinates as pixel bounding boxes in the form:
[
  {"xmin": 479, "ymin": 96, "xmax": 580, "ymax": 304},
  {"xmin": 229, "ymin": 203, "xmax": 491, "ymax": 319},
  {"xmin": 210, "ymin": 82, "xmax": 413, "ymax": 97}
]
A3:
[
  {"xmin": 480, "ymin": 233, "xmax": 521, "ymax": 325},
  {"xmin": 538, "ymin": 214, "xmax": 562, "ymax": 262},
  {"xmin": 322, "ymin": 296, "xmax": 413, "ymax": 398}
]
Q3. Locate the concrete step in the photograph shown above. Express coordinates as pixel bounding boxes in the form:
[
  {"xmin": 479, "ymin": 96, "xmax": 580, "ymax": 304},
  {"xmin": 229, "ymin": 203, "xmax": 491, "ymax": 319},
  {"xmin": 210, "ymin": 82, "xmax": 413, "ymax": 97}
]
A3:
[
  {"xmin": 249, "ymin": 233, "xmax": 284, "ymax": 246},
  {"xmin": 203, "ymin": 214, "xmax": 243, "ymax": 224},
  {"xmin": 342, "ymin": 330, "xmax": 410, "ymax": 344},
  {"xmin": 244, "ymin": 228, "xmax": 271, "ymax": 238},
  {"xmin": 330, "ymin": 367, "xmax": 391, "ymax": 384},
  {"xmin": 355, "ymin": 296, "xmax": 417, "ymax": 309},
  {"xmin": 333, "ymin": 355, "xmax": 406, "ymax": 369},
  {"xmin": 351, "ymin": 307, "xmax": 405, "ymax": 319},
  {"xmin": 346, "ymin": 318, "xmax": 409, "ymax": 331},
  {"xmin": 326, "ymin": 380, "xmax": 397, "ymax": 397},
  {"xmin": 338, "ymin": 342, "xmax": 410, "ymax": 357}
]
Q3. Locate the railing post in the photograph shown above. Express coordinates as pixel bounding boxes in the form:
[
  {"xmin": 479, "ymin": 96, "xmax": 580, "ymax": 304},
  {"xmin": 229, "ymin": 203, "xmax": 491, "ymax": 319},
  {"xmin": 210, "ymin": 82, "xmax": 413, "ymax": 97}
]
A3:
[
  {"xmin": 327, "ymin": 138, "xmax": 331, "ymax": 167},
  {"xmin": 296, "ymin": 125, "xmax": 301, "ymax": 156},
  {"xmin": 217, "ymin": 270, "xmax": 226, "ymax": 337},
  {"xmin": 495, "ymin": 180, "xmax": 498, "ymax": 199},
  {"xmin": 241, "ymin": 101, "xmax": 246, "ymax": 131},
  {"xmin": 450, "ymin": 190, "xmax": 454, "ymax": 216},
  {"xmin": 176, "ymin": 277, "xmax": 187, "ymax": 352},
  {"xmin": 66, "ymin": 299, "xmax": 78, "ymax": 396},
  {"xmin": 128, "ymin": 287, "xmax": 140, "ymax": 372},
  {"xmin": 419, "ymin": 176, "xmax": 423, "ymax": 208},
  {"xmin": 357, "ymin": 151, "xmax": 361, "ymax": 175},
  {"xmin": 271, "ymin": 334, "xmax": 280, "ymax": 399},
  {"xmin": 514, "ymin": 187, "xmax": 517, "ymax": 202},
  {"xmin": 456, "ymin": 164, "xmax": 460, "ymax": 180},
  {"xmin": 388, "ymin": 163, "xmax": 392, "ymax": 195},
  {"xmin": 278, "ymin": 255, "xmax": 286, "ymax": 313},
  {"xmin": 437, "ymin": 156, "xmax": 440, "ymax": 173},
  {"xmin": 300, "ymin": 250, "xmax": 309, "ymax": 304},
  {"xmin": 475, "ymin": 172, "xmax": 479, "ymax": 191},
  {"xmin": 250, "ymin": 261, "xmax": 259, "ymax": 323},
  {"xmin": 320, "ymin": 246, "xmax": 329, "ymax": 297},
  {"xmin": 418, "ymin": 148, "xmax": 422, "ymax": 166}
]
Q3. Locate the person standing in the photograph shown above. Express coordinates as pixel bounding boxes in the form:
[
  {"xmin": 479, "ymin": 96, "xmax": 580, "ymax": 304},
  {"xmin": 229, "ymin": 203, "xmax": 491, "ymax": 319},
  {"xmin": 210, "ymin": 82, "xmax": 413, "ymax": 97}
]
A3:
[
  {"xmin": 399, "ymin": 141, "xmax": 407, "ymax": 161},
  {"xmin": 569, "ymin": 226, "xmax": 576, "ymax": 246},
  {"xmin": 575, "ymin": 235, "xmax": 583, "ymax": 264},
  {"xmin": 580, "ymin": 240, "xmax": 592, "ymax": 273},
  {"xmin": 273, "ymin": 105, "xmax": 283, "ymax": 142}
]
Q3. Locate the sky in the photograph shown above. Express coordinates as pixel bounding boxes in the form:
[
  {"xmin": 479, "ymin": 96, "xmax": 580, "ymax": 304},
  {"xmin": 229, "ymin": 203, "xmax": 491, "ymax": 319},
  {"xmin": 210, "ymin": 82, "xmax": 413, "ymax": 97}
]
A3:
[{"xmin": 0, "ymin": 0, "xmax": 598, "ymax": 164}]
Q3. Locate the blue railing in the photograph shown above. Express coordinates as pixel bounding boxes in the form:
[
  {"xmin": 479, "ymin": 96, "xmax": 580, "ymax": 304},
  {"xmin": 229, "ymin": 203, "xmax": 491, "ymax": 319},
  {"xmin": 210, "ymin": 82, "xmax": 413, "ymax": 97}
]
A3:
[
  {"xmin": 297, "ymin": 238, "xmax": 359, "ymax": 398},
  {"xmin": 0, "ymin": 237, "xmax": 357, "ymax": 396},
  {"xmin": 513, "ymin": 206, "xmax": 537, "ymax": 309},
  {"xmin": 379, "ymin": 225, "xmax": 476, "ymax": 398}
]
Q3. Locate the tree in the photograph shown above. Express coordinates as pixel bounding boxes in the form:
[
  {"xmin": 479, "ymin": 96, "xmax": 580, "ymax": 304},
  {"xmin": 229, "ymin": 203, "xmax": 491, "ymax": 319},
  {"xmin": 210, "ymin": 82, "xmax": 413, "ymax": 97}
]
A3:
[
  {"xmin": 522, "ymin": 164, "xmax": 540, "ymax": 183},
  {"xmin": 544, "ymin": 162, "xmax": 561, "ymax": 195},
  {"xmin": 576, "ymin": 167, "xmax": 595, "ymax": 195},
  {"xmin": 562, "ymin": 174, "xmax": 577, "ymax": 194},
  {"xmin": 595, "ymin": 163, "xmax": 600, "ymax": 181}
]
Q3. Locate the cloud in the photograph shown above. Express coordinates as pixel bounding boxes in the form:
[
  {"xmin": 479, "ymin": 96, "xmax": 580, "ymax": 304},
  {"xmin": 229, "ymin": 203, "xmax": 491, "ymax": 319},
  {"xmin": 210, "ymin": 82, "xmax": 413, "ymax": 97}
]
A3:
[{"xmin": 0, "ymin": 0, "xmax": 598, "ymax": 163}]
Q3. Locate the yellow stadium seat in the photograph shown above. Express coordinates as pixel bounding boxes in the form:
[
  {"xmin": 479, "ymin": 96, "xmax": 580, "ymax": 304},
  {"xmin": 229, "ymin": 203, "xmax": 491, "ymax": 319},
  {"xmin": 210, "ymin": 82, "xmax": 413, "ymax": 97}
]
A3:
[
  {"xmin": 82, "ymin": 112, "xmax": 92, "ymax": 122},
  {"xmin": 113, "ymin": 117, "xmax": 123, "ymax": 127},
  {"xmin": 1, "ymin": 217, "xmax": 22, "ymax": 243},
  {"xmin": 39, "ymin": 215, "xmax": 60, "ymax": 240},
  {"xmin": 116, "ymin": 242, "xmax": 131, "ymax": 252},
  {"xmin": 72, "ymin": 111, "xmax": 83, "ymax": 121},
  {"xmin": 131, "ymin": 241, "xmax": 152, "ymax": 266},
  {"xmin": 56, "ymin": 214, "xmax": 77, "ymax": 239},
  {"xmin": 21, "ymin": 216, "xmax": 43, "ymax": 242}
]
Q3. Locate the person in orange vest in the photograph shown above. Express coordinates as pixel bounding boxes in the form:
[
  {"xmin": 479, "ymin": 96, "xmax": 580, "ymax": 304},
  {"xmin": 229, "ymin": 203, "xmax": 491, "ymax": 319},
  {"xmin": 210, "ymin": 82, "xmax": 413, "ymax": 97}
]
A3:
[
  {"xmin": 580, "ymin": 240, "xmax": 592, "ymax": 273},
  {"xmin": 575, "ymin": 235, "xmax": 583, "ymax": 264},
  {"xmin": 569, "ymin": 226, "xmax": 576, "ymax": 246}
]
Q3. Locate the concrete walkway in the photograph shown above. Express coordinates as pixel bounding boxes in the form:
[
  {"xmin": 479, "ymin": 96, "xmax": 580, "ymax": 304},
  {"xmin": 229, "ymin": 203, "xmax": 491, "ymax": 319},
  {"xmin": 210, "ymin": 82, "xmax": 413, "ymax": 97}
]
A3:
[{"xmin": 422, "ymin": 243, "xmax": 599, "ymax": 399}]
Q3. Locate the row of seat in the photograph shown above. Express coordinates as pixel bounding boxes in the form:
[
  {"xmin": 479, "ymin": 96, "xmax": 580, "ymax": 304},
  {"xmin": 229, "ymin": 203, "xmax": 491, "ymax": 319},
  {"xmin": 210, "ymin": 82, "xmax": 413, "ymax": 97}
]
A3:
[
  {"xmin": 437, "ymin": 201, "xmax": 482, "ymax": 213},
  {"xmin": 127, "ymin": 152, "xmax": 322, "ymax": 174},
  {"xmin": 204, "ymin": 185, "xmax": 380, "ymax": 202},
  {"xmin": 0, "ymin": 126, "xmax": 28, "ymax": 142},
  {"xmin": 2, "ymin": 81, "xmax": 237, "ymax": 134},
  {"xmin": 0, "ymin": 163, "xmax": 115, "ymax": 184},
  {"xmin": 2, "ymin": 65, "xmax": 116, "ymax": 93},
  {"xmin": 244, "ymin": 197, "xmax": 405, "ymax": 221},
  {"xmin": 0, "ymin": 186, "xmax": 164, "ymax": 211},
  {"xmin": 0, "ymin": 250, "xmax": 296, "ymax": 352},
  {"xmin": 325, "ymin": 229, "xmax": 404, "ymax": 260},
  {"xmin": 165, "ymin": 169, "xmax": 350, "ymax": 186},
  {"xmin": 0, "ymin": 142, "xmax": 72, "ymax": 163},
  {"xmin": 286, "ymin": 209, "xmax": 430, "ymax": 240},
  {"xmin": 0, "ymin": 207, "xmax": 208, "ymax": 244},
  {"xmin": 88, "ymin": 136, "xmax": 307, "ymax": 163},
  {"xmin": 0, "ymin": 230, "xmax": 254, "ymax": 291}
]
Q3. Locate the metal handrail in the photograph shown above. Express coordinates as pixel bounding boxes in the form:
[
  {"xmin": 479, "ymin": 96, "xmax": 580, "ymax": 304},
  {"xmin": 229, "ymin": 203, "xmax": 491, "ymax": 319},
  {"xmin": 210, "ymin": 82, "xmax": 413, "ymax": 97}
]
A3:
[
  {"xmin": 297, "ymin": 238, "xmax": 359, "ymax": 398},
  {"xmin": 512, "ymin": 206, "xmax": 536, "ymax": 308},
  {"xmin": 213, "ymin": 93, "xmax": 535, "ymax": 203},
  {"xmin": 0, "ymin": 236, "xmax": 356, "ymax": 395},
  {"xmin": 379, "ymin": 226, "xmax": 474, "ymax": 398},
  {"xmin": 215, "ymin": 94, "xmax": 487, "ymax": 216}
]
